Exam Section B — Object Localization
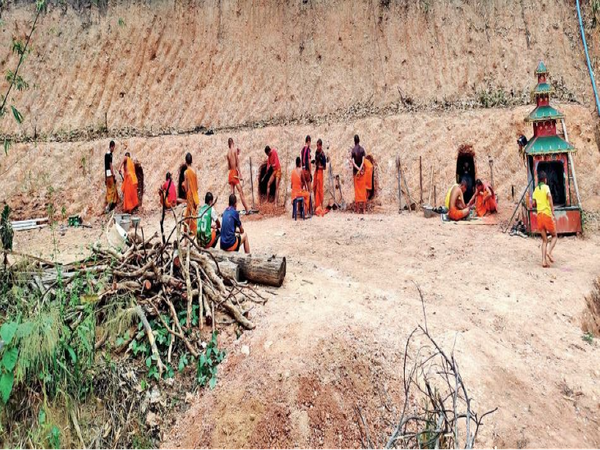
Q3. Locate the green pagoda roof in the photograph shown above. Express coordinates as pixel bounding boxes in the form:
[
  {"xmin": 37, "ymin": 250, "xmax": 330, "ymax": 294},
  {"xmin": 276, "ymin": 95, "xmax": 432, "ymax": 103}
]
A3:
[
  {"xmin": 532, "ymin": 82, "xmax": 554, "ymax": 96},
  {"xmin": 525, "ymin": 135, "xmax": 574, "ymax": 155},
  {"xmin": 525, "ymin": 105, "xmax": 564, "ymax": 122},
  {"xmin": 535, "ymin": 61, "xmax": 548, "ymax": 75}
]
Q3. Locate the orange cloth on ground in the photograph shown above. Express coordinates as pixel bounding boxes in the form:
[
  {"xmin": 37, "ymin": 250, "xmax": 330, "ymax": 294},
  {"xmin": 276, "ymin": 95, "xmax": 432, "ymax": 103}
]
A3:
[
  {"xmin": 122, "ymin": 157, "xmax": 139, "ymax": 212},
  {"xmin": 364, "ymin": 159, "xmax": 373, "ymax": 191},
  {"xmin": 291, "ymin": 169, "xmax": 310, "ymax": 207},
  {"xmin": 314, "ymin": 206, "xmax": 329, "ymax": 217},
  {"xmin": 537, "ymin": 212, "xmax": 556, "ymax": 234},
  {"xmin": 184, "ymin": 167, "xmax": 200, "ymax": 235},
  {"xmin": 474, "ymin": 183, "xmax": 497, "ymax": 217},
  {"xmin": 354, "ymin": 171, "xmax": 367, "ymax": 204},
  {"xmin": 448, "ymin": 206, "xmax": 469, "ymax": 221},
  {"xmin": 314, "ymin": 168, "xmax": 324, "ymax": 209},
  {"xmin": 228, "ymin": 169, "xmax": 240, "ymax": 186},
  {"xmin": 106, "ymin": 176, "xmax": 118, "ymax": 205}
]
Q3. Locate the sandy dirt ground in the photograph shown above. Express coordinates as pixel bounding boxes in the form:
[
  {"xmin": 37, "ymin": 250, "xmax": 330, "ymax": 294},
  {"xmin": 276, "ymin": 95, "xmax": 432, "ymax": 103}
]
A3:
[{"xmin": 12, "ymin": 205, "xmax": 600, "ymax": 449}]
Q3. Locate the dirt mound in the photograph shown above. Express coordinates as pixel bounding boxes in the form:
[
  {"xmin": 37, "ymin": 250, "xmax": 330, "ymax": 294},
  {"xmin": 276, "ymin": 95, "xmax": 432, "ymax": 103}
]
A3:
[
  {"xmin": 163, "ymin": 329, "xmax": 403, "ymax": 449},
  {"xmin": 582, "ymin": 277, "xmax": 600, "ymax": 337}
]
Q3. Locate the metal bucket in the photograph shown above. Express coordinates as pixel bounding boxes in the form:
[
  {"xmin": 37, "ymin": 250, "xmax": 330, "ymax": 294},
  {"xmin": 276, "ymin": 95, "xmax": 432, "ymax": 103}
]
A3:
[
  {"xmin": 120, "ymin": 217, "xmax": 132, "ymax": 231},
  {"xmin": 423, "ymin": 205, "xmax": 435, "ymax": 219}
]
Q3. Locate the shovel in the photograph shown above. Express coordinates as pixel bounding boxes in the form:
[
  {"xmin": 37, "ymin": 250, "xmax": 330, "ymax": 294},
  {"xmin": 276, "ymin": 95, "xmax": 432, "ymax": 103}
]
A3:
[{"xmin": 335, "ymin": 175, "xmax": 347, "ymax": 210}]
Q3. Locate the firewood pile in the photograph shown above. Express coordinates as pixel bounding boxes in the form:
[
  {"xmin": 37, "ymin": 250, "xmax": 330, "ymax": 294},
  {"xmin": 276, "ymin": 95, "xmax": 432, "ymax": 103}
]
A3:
[
  {"xmin": 7, "ymin": 214, "xmax": 286, "ymax": 379},
  {"xmin": 88, "ymin": 218, "xmax": 286, "ymax": 374}
]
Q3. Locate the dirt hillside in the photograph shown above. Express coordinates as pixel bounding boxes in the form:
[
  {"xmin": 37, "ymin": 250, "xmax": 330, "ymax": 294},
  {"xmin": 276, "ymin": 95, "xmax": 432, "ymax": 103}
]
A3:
[
  {"xmin": 1, "ymin": 0, "xmax": 599, "ymax": 137},
  {"xmin": 1, "ymin": 104, "xmax": 599, "ymax": 221}
]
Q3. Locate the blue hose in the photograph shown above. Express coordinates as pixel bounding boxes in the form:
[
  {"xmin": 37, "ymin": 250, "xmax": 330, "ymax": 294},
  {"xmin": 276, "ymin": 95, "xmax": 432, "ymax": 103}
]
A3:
[{"xmin": 576, "ymin": 0, "xmax": 600, "ymax": 116}]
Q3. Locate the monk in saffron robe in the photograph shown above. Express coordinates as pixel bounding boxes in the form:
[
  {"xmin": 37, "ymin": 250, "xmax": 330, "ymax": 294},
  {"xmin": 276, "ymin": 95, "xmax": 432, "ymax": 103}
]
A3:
[
  {"xmin": 227, "ymin": 137, "xmax": 250, "ymax": 213},
  {"xmin": 364, "ymin": 155, "xmax": 374, "ymax": 199},
  {"xmin": 183, "ymin": 152, "xmax": 200, "ymax": 236},
  {"xmin": 447, "ymin": 179, "xmax": 471, "ymax": 221},
  {"xmin": 468, "ymin": 179, "xmax": 497, "ymax": 217},
  {"xmin": 119, "ymin": 151, "xmax": 138, "ymax": 213},
  {"xmin": 351, "ymin": 134, "xmax": 367, "ymax": 213},
  {"xmin": 159, "ymin": 172, "xmax": 177, "ymax": 209},
  {"xmin": 104, "ymin": 140, "xmax": 118, "ymax": 213},
  {"xmin": 313, "ymin": 138, "xmax": 328, "ymax": 216},
  {"xmin": 291, "ymin": 156, "xmax": 310, "ymax": 211}
]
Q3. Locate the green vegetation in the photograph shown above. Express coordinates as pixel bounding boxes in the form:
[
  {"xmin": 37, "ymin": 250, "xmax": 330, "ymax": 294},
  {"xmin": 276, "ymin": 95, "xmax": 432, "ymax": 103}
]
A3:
[
  {"xmin": 0, "ymin": 202, "xmax": 228, "ymax": 447},
  {"xmin": 582, "ymin": 332, "xmax": 594, "ymax": 344},
  {"xmin": 1, "ymin": 0, "xmax": 46, "ymax": 154}
]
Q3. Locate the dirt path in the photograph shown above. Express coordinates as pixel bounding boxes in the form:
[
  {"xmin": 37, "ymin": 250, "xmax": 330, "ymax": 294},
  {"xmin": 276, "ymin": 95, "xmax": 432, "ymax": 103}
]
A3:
[
  {"xmin": 153, "ymin": 210, "xmax": 600, "ymax": 449},
  {"xmin": 13, "ymin": 208, "xmax": 600, "ymax": 448}
]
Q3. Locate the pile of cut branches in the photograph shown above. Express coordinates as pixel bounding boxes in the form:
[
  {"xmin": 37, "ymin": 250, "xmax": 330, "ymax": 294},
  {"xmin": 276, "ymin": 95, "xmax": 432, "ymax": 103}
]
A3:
[
  {"xmin": 90, "ymin": 218, "xmax": 270, "ymax": 375},
  {"xmin": 358, "ymin": 287, "xmax": 497, "ymax": 449},
  {"xmin": 0, "ymin": 212, "xmax": 279, "ymax": 447}
]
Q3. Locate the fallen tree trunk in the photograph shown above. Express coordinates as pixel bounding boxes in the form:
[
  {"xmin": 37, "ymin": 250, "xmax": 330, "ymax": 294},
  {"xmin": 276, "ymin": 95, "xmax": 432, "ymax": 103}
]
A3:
[{"xmin": 206, "ymin": 250, "xmax": 286, "ymax": 287}]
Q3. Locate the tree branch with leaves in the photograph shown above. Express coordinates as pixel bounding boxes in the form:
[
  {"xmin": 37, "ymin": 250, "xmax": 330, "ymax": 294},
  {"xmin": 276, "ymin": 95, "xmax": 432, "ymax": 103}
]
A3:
[{"xmin": 0, "ymin": 0, "xmax": 46, "ymax": 155}]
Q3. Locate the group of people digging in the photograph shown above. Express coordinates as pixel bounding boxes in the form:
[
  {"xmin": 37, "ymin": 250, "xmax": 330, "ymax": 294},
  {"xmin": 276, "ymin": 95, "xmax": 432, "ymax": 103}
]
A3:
[
  {"xmin": 105, "ymin": 135, "xmax": 556, "ymax": 267},
  {"xmin": 286, "ymin": 133, "xmax": 375, "ymax": 217}
]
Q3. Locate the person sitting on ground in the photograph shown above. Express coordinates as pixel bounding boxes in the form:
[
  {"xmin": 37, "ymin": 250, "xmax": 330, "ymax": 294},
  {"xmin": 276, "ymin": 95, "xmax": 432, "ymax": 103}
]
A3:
[
  {"xmin": 468, "ymin": 179, "xmax": 497, "ymax": 217},
  {"xmin": 291, "ymin": 156, "xmax": 310, "ymax": 216},
  {"xmin": 220, "ymin": 194, "xmax": 250, "ymax": 254},
  {"xmin": 198, "ymin": 192, "xmax": 221, "ymax": 249},
  {"xmin": 159, "ymin": 172, "xmax": 177, "ymax": 209},
  {"xmin": 447, "ymin": 179, "xmax": 471, "ymax": 221},
  {"xmin": 261, "ymin": 145, "xmax": 281, "ymax": 203},
  {"xmin": 532, "ymin": 171, "xmax": 557, "ymax": 268}
]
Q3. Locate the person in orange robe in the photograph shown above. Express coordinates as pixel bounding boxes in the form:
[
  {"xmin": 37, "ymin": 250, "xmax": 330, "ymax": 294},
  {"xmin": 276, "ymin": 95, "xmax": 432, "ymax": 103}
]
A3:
[
  {"xmin": 364, "ymin": 155, "xmax": 374, "ymax": 200},
  {"xmin": 227, "ymin": 137, "xmax": 250, "ymax": 213},
  {"xmin": 119, "ymin": 152, "xmax": 139, "ymax": 213},
  {"xmin": 468, "ymin": 179, "xmax": 497, "ymax": 217},
  {"xmin": 183, "ymin": 152, "xmax": 200, "ymax": 236},
  {"xmin": 351, "ymin": 134, "xmax": 367, "ymax": 213},
  {"xmin": 448, "ymin": 180, "xmax": 471, "ymax": 221},
  {"xmin": 313, "ymin": 139, "xmax": 328, "ymax": 216},
  {"xmin": 291, "ymin": 157, "xmax": 310, "ymax": 215}
]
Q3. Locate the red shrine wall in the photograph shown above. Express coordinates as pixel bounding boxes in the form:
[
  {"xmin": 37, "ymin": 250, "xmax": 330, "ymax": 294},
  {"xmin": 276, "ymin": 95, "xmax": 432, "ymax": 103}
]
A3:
[{"xmin": 533, "ymin": 121, "xmax": 557, "ymax": 137}]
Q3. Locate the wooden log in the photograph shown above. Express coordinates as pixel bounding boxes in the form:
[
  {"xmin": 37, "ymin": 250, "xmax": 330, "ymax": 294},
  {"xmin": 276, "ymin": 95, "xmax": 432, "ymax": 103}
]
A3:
[
  {"xmin": 213, "ymin": 261, "xmax": 240, "ymax": 284},
  {"xmin": 206, "ymin": 250, "xmax": 286, "ymax": 287}
]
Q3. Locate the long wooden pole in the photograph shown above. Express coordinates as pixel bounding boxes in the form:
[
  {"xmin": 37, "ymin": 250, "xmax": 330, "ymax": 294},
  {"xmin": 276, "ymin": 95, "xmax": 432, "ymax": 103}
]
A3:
[
  {"xmin": 398, "ymin": 156, "xmax": 414, "ymax": 211},
  {"xmin": 249, "ymin": 157, "xmax": 256, "ymax": 209},
  {"xmin": 419, "ymin": 156, "xmax": 423, "ymax": 204},
  {"xmin": 561, "ymin": 119, "xmax": 582, "ymax": 206},
  {"xmin": 281, "ymin": 148, "xmax": 290, "ymax": 208},
  {"xmin": 427, "ymin": 165, "xmax": 434, "ymax": 205},
  {"xmin": 396, "ymin": 155, "xmax": 402, "ymax": 213},
  {"xmin": 503, "ymin": 178, "xmax": 534, "ymax": 233}
]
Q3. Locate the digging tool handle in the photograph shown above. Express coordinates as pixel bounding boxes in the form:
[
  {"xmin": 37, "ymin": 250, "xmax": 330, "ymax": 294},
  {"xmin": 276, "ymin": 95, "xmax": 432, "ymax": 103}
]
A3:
[
  {"xmin": 503, "ymin": 178, "xmax": 534, "ymax": 233},
  {"xmin": 249, "ymin": 157, "xmax": 255, "ymax": 209}
]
